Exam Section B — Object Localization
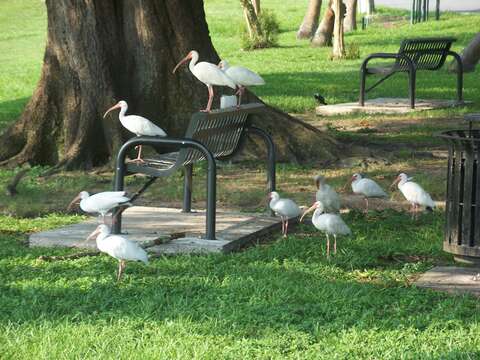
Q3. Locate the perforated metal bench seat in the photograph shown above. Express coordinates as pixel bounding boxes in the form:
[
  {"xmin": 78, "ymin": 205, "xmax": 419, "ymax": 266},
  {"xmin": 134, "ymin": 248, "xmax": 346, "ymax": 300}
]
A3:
[
  {"xmin": 112, "ymin": 103, "xmax": 276, "ymax": 240},
  {"xmin": 359, "ymin": 37, "xmax": 463, "ymax": 109}
]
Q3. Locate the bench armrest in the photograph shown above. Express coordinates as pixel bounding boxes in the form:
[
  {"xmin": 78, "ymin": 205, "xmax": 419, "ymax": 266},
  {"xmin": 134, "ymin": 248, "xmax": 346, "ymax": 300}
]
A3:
[
  {"xmin": 114, "ymin": 135, "xmax": 215, "ymax": 173},
  {"xmin": 361, "ymin": 52, "xmax": 416, "ymax": 72}
]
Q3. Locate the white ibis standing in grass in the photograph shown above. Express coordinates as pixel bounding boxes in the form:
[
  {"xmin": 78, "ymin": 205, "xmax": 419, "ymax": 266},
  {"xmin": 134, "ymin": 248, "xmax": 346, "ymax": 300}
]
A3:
[
  {"xmin": 314, "ymin": 175, "xmax": 341, "ymax": 213},
  {"xmin": 348, "ymin": 173, "xmax": 388, "ymax": 213},
  {"xmin": 68, "ymin": 191, "xmax": 131, "ymax": 223},
  {"xmin": 268, "ymin": 191, "xmax": 302, "ymax": 237},
  {"xmin": 300, "ymin": 201, "xmax": 351, "ymax": 257},
  {"xmin": 218, "ymin": 60, "xmax": 265, "ymax": 106},
  {"xmin": 391, "ymin": 173, "xmax": 435, "ymax": 219},
  {"xmin": 173, "ymin": 50, "xmax": 236, "ymax": 112},
  {"xmin": 103, "ymin": 100, "xmax": 167, "ymax": 163},
  {"xmin": 86, "ymin": 224, "xmax": 148, "ymax": 282}
]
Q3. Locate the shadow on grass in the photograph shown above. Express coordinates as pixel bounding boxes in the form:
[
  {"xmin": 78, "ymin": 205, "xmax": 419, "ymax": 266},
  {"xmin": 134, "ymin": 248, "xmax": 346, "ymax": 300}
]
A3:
[{"xmin": 0, "ymin": 208, "xmax": 465, "ymax": 340}]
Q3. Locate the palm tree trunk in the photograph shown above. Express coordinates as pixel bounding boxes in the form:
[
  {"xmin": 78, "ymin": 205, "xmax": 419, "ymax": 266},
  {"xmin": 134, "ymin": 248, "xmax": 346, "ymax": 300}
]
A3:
[
  {"xmin": 332, "ymin": 0, "xmax": 346, "ymax": 59},
  {"xmin": 297, "ymin": 0, "xmax": 323, "ymax": 39},
  {"xmin": 451, "ymin": 32, "xmax": 480, "ymax": 73},
  {"xmin": 311, "ymin": 0, "xmax": 335, "ymax": 47},
  {"xmin": 344, "ymin": 0, "xmax": 358, "ymax": 32}
]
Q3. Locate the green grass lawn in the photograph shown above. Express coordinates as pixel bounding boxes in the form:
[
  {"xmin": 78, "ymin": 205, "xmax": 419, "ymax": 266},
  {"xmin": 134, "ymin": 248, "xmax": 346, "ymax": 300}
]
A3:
[
  {"xmin": 2, "ymin": 1, "xmax": 480, "ymax": 358},
  {"xmin": 2, "ymin": 211, "xmax": 480, "ymax": 359}
]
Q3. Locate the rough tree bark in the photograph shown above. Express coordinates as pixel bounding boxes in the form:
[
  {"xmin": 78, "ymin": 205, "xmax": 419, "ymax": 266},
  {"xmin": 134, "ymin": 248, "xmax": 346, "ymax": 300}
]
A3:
[
  {"xmin": 451, "ymin": 32, "xmax": 480, "ymax": 73},
  {"xmin": 252, "ymin": 0, "xmax": 260, "ymax": 15},
  {"xmin": 297, "ymin": 0, "xmax": 322, "ymax": 40},
  {"xmin": 344, "ymin": 0, "xmax": 357, "ymax": 32},
  {"xmin": 0, "ymin": 0, "xmax": 341, "ymax": 169},
  {"xmin": 311, "ymin": 0, "xmax": 335, "ymax": 47},
  {"xmin": 368, "ymin": 0, "xmax": 375, "ymax": 13},
  {"xmin": 332, "ymin": 0, "xmax": 346, "ymax": 59},
  {"xmin": 240, "ymin": 0, "xmax": 263, "ymax": 40}
]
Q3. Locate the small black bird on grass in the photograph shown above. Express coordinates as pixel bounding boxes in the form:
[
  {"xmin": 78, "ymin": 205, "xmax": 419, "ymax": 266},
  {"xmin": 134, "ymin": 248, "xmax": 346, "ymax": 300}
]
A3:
[{"xmin": 314, "ymin": 93, "xmax": 327, "ymax": 105}]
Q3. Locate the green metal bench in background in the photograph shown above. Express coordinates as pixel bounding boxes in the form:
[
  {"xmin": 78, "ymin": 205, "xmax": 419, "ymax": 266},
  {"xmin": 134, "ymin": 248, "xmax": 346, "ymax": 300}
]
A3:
[
  {"xmin": 112, "ymin": 103, "xmax": 275, "ymax": 240},
  {"xmin": 360, "ymin": 37, "xmax": 463, "ymax": 109}
]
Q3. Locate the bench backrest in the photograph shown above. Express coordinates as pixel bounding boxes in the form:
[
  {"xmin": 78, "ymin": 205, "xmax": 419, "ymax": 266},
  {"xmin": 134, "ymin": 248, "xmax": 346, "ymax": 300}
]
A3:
[
  {"xmin": 395, "ymin": 37, "xmax": 456, "ymax": 71},
  {"xmin": 178, "ymin": 103, "xmax": 265, "ymax": 165}
]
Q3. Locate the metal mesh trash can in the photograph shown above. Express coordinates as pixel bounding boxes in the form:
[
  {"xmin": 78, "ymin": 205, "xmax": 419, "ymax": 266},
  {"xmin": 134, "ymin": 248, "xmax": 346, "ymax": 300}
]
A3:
[{"xmin": 438, "ymin": 128, "xmax": 480, "ymax": 264}]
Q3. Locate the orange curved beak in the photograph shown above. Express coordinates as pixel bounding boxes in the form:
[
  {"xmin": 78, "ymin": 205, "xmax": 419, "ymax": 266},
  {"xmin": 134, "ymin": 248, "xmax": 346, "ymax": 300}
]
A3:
[
  {"xmin": 300, "ymin": 203, "xmax": 317, "ymax": 223},
  {"xmin": 67, "ymin": 194, "xmax": 82, "ymax": 211},
  {"xmin": 84, "ymin": 226, "xmax": 102, "ymax": 245},
  {"xmin": 390, "ymin": 176, "xmax": 401, "ymax": 190},
  {"xmin": 173, "ymin": 53, "xmax": 192, "ymax": 74},
  {"xmin": 103, "ymin": 103, "xmax": 121, "ymax": 118},
  {"xmin": 342, "ymin": 176, "xmax": 354, "ymax": 192}
]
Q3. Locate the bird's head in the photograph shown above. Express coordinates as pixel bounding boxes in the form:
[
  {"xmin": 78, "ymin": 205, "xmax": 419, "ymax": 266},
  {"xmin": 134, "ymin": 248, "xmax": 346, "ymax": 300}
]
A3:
[
  {"xmin": 300, "ymin": 201, "xmax": 324, "ymax": 223},
  {"xmin": 267, "ymin": 191, "xmax": 279, "ymax": 202},
  {"xmin": 173, "ymin": 50, "xmax": 198, "ymax": 74},
  {"xmin": 86, "ymin": 224, "xmax": 110, "ymax": 242},
  {"xmin": 103, "ymin": 100, "xmax": 127, "ymax": 118},
  {"xmin": 218, "ymin": 60, "xmax": 229, "ymax": 70},
  {"xmin": 342, "ymin": 173, "xmax": 361, "ymax": 192},
  {"xmin": 314, "ymin": 174, "xmax": 325, "ymax": 189},
  {"xmin": 352, "ymin": 173, "xmax": 362, "ymax": 182},
  {"xmin": 67, "ymin": 191, "xmax": 89, "ymax": 211},
  {"xmin": 390, "ymin": 173, "xmax": 411, "ymax": 189}
]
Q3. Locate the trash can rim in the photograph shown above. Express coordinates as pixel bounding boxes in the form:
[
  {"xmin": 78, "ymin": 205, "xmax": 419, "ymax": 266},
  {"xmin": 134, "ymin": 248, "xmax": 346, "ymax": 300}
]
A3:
[{"xmin": 435, "ymin": 130, "xmax": 480, "ymax": 143}]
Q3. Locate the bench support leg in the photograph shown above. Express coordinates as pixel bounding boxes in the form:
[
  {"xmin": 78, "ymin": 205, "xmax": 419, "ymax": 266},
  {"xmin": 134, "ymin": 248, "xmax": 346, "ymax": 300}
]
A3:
[
  {"xmin": 112, "ymin": 143, "xmax": 129, "ymax": 235},
  {"xmin": 408, "ymin": 69, "xmax": 416, "ymax": 109},
  {"xmin": 447, "ymin": 51, "xmax": 463, "ymax": 103},
  {"xmin": 359, "ymin": 68, "xmax": 367, "ymax": 106},
  {"xmin": 247, "ymin": 126, "xmax": 276, "ymax": 216},
  {"xmin": 206, "ymin": 156, "xmax": 216, "ymax": 240},
  {"xmin": 182, "ymin": 164, "xmax": 193, "ymax": 213}
]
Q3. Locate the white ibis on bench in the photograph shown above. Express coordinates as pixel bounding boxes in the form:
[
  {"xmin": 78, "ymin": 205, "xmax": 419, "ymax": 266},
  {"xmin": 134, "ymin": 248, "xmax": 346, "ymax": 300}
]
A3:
[
  {"xmin": 173, "ymin": 50, "xmax": 236, "ymax": 112},
  {"xmin": 268, "ymin": 191, "xmax": 302, "ymax": 237},
  {"xmin": 218, "ymin": 60, "xmax": 265, "ymax": 106},
  {"xmin": 86, "ymin": 224, "xmax": 148, "ymax": 282},
  {"xmin": 68, "ymin": 191, "xmax": 131, "ymax": 223},
  {"xmin": 103, "ymin": 100, "xmax": 167, "ymax": 163},
  {"xmin": 391, "ymin": 173, "xmax": 435, "ymax": 219},
  {"xmin": 300, "ymin": 201, "xmax": 351, "ymax": 257},
  {"xmin": 348, "ymin": 173, "xmax": 388, "ymax": 213},
  {"xmin": 314, "ymin": 175, "xmax": 341, "ymax": 213}
]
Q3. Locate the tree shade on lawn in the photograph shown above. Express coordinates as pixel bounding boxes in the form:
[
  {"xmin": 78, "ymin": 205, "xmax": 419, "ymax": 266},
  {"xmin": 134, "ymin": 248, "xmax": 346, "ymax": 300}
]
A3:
[{"xmin": 0, "ymin": 0, "xmax": 340, "ymax": 169}]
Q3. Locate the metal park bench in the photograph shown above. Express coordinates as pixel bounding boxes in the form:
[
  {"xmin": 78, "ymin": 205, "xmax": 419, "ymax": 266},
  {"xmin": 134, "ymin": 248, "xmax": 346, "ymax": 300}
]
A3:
[
  {"xmin": 359, "ymin": 37, "xmax": 463, "ymax": 109},
  {"xmin": 112, "ymin": 103, "xmax": 275, "ymax": 240}
]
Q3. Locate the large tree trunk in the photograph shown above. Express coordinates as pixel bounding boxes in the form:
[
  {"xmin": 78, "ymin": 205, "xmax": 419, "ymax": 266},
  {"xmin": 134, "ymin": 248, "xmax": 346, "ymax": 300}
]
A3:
[
  {"xmin": 332, "ymin": 0, "xmax": 346, "ymax": 59},
  {"xmin": 311, "ymin": 0, "xmax": 335, "ymax": 47},
  {"xmin": 297, "ymin": 0, "xmax": 323, "ymax": 40},
  {"xmin": 451, "ymin": 32, "xmax": 480, "ymax": 73},
  {"xmin": 0, "ymin": 0, "xmax": 340, "ymax": 169},
  {"xmin": 344, "ymin": 0, "xmax": 357, "ymax": 32}
]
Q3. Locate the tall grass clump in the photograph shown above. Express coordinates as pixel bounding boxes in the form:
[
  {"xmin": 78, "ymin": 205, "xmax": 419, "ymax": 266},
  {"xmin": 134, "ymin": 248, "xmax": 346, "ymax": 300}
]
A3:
[{"xmin": 240, "ymin": 9, "xmax": 280, "ymax": 50}]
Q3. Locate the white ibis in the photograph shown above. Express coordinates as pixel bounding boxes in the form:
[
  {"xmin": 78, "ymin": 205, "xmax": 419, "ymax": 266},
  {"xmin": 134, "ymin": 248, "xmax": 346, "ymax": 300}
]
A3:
[
  {"xmin": 86, "ymin": 224, "xmax": 148, "ymax": 282},
  {"xmin": 348, "ymin": 173, "xmax": 388, "ymax": 213},
  {"xmin": 103, "ymin": 100, "xmax": 167, "ymax": 163},
  {"xmin": 268, "ymin": 191, "xmax": 302, "ymax": 237},
  {"xmin": 218, "ymin": 60, "xmax": 265, "ymax": 106},
  {"xmin": 300, "ymin": 201, "xmax": 351, "ymax": 257},
  {"xmin": 391, "ymin": 173, "xmax": 435, "ymax": 219},
  {"xmin": 68, "ymin": 191, "xmax": 131, "ymax": 223},
  {"xmin": 314, "ymin": 175, "xmax": 341, "ymax": 213},
  {"xmin": 173, "ymin": 50, "xmax": 236, "ymax": 112}
]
